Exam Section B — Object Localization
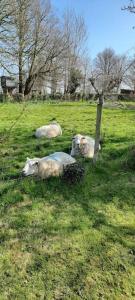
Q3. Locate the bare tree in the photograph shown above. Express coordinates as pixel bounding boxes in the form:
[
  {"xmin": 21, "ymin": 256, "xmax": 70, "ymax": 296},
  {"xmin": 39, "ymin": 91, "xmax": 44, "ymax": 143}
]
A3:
[
  {"xmin": 0, "ymin": 0, "xmax": 70, "ymax": 96},
  {"xmin": 79, "ymin": 54, "xmax": 91, "ymax": 96},
  {"xmin": 125, "ymin": 58, "xmax": 135, "ymax": 91},
  {"xmin": 0, "ymin": 0, "xmax": 15, "ymax": 71},
  {"xmin": 0, "ymin": 2, "xmax": 88, "ymax": 97},
  {"xmin": 89, "ymin": 49, "xmax": 131, "ymax": 162},
  {"xmin": 0, "ymin": 0, "xmax": 33, "ymax": 92},
  {"xmin": 63, "ymin": 9, "xmax": 87, "ymax": 94},
  {"xmin": 95, "ymin": 48, "xmax": 118, "ymax": 76},
  {"xmin": 122, "ymin": 2, "xmax": 135, "ymax": 91},
  {"xmin": 122, "ymin": 1, "xmax": 135, "ymax": 13},
  {"xmin": 0, "ymin": 0, "xmax": 13, "ymax": 34}
]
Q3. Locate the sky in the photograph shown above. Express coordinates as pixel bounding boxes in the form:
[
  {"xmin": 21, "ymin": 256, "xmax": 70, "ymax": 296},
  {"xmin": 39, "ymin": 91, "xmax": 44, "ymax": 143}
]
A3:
[{"xmin": 52, "ymin": 0, "xmax": 135, "ymax": 58}]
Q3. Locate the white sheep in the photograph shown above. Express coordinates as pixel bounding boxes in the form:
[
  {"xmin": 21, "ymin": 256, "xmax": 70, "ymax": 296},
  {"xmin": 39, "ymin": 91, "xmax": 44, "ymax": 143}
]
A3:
[
  {"xmin": 35, "ymin": 121, "xmax": 62, "ymax": 138},
  {"xmin": 22, "ymin": 152, "xmax": 76, "ymax": 179},
  {"xmin": 71, "ymin": 134, "xmax": 101, "ymax": 158}
]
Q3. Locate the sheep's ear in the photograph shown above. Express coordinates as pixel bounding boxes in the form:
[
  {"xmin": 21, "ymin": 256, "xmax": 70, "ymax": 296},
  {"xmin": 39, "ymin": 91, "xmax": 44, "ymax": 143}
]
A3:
[
  {"xmin": 30, "ymin": 160, "xmax": 39, "ymax": 166},
  {"xmin": 33, "ymin": 160, "xmax": 39, "ymax": 165}
]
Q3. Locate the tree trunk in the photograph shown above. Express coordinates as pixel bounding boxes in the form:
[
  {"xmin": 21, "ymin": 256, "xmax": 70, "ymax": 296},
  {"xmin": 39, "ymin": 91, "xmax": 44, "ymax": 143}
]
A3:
[
  {"xmin": 24, "ymin": 75, "xmax": 35, "ymax": 96},
  {"xmin": 51, "ymin": 69, "xmax": 57, "ymax": 95},
  {"xmin": 93, "ymin": 93, "xmax": 104, "ymax": 163},
  {"xmin": 19, "ymin": 51, "xmax": 23, "ymax": 94},
  {"xmin": 83, "ymin": 71, "xmax": 86, "ymax": 96},
  {"xmin": 64, "ymin": 60, "xmax": 67, "ymax": 94},
  {"xmin": 18, "ymin": 2, "xmax": 23, "ymax": 95}
]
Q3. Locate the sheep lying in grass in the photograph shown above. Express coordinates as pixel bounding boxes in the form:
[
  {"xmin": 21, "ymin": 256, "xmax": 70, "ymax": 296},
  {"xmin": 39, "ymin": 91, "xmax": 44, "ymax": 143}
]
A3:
[
  {"xmin": 71, "ymin": 134, "xmax": 101, "ymax": 158},
  {"xmin": 35, "ymin": 121, "xmax": 62, "ymax": 138},
  {"xmin": 22, "ymin": 152, "xmax": 76, "ymax": 179}
]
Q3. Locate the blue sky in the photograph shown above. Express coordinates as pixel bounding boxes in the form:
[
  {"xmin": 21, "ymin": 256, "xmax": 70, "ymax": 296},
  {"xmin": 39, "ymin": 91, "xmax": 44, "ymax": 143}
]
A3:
[{"xmin": 52, "ymin": 0, "xmax": 135, "ymax": 58}]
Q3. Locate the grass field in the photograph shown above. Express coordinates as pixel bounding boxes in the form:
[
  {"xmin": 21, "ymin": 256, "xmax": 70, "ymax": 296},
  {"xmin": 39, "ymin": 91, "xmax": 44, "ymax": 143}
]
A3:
[{"xmin": 0, "ymin": 102, "xmax": 135, "ymax": 299}]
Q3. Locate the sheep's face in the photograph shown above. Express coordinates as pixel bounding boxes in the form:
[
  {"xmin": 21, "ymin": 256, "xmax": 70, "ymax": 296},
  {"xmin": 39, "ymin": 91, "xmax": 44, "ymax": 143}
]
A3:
[
  {"xmin": 72, "ymin": 134, "xmax": 86, "ymax": 149},
  {"xmin": 72, "ymin": 134, "xmax": 81, "ymax": 148},
  {"xmin": 22, "ymin": 158, "xmax": 39, "ymax": 176},
  {"xmin": 80, "ymin": 137, "xmax": 87, "ymax": 145}
]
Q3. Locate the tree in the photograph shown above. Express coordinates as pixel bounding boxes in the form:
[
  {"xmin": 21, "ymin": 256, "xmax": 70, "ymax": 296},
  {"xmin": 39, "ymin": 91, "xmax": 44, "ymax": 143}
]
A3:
[
  {"xmin": 125, "ymin": 58, "xmax": 135, "ymax": 92},
  {"xmin": 122, "ymin": 1, "xmax": 135, "ymax": 13},
  {"xmin": 0, "ymin": 0, "xmax": 13, "ymax": 34},
  {"xmin": 0, "ymin": 2, "xmax": 88, "ymax": 97},
  {"xmin": 95, "ymin": 48, "xmax": 118, "ymax": 76},
  {"xmin": 0, "ymin": 0, "xmax": 15, "ymax": 70},
  {"xmin": 89, "ymin": 49, "xmax": 130, "ymax": 162},
  {"xmin": 81, "ymin": 55, "xmax": 91, "ymax": 96},
  {"xmin": 0, "ymin": 0, "xmax": 34, "ymax": 93},
  {"xmin": 67, "ymin": 68, "xmax": 82, "ymax": 94},
  {"xmin": 75, "ymin": 54, "xmax": 91, "ymax": 96},
  {"xmin": 23, "ymin": 0, "xmax": 70, "ymax": 96},
  {"xmin": 63, "ymin": 10, "xmax": 87, "ymax": 93},
  {"xmin": 122, "ymin": 2, "xmax": 135, "ymax": 92},
  {"xmin": 0, "ymin": 0, "xmax": 69, "ymax": 96}
]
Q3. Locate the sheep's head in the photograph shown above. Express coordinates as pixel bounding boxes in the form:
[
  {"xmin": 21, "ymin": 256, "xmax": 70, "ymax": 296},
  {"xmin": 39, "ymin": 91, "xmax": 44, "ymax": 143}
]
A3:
[
  {"xmin": 72, "ymin": 134, "xmax": 82, "ymax": 145},
  {"xmin": 80, "ymin": 136, "xmax": 88, "ymax": 154},
  {"xmin": 22, "ymin": 157, "xmax": 40, "ymax": 176},
  {"xmin": 80, "ymin": 136, "xmax": 87, "ymax": 145},
  {"xmin": 51, "ymin": 120, "xmax": 57, "ymax": 125},
  {"xmin": 73, "ymin": 134, "xmax": 87, "ymax": 144},
  {"xmin": 72, "ymin": 134, "xmax": 87, "ymax": 152}
]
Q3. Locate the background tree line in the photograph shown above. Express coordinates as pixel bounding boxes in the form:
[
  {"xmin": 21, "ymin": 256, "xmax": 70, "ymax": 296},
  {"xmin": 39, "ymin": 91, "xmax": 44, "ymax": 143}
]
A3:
[
  {"xmin": 0, "ymin": 0, "xmax": 89, "ymax": 97},
  {"xmin": 0, "ymin": 0, "xmax": 135, "ymax": 99}
]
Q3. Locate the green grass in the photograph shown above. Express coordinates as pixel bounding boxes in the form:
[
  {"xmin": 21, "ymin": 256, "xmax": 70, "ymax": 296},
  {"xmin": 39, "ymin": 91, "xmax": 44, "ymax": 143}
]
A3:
[{"xmin": 0, "ymin": 102, "xmax": 135, "ymax": 299}]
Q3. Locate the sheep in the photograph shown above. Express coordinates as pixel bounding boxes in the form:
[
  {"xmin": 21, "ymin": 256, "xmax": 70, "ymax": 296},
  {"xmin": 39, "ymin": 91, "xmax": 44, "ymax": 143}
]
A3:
[
  {"xmin": 35, "ymin": 121, "xmax": 62, "ymax": 138},
  {"xmin": 71, "ymin": 134, "xmax": 101, "ymax": 158},
  {"xmin": 22, "ymin": 152, "xmax": 76, "ymax": 179}
]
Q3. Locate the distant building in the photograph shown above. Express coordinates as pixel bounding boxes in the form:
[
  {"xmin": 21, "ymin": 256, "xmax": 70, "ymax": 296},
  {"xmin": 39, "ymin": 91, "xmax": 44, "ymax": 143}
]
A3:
[
  {"xmin": 0, "ymin": 76, "xmax": 17, "ymax": 95},
  {"xmin": 119, "ymin": 82, "xmax": 134, "ymax": 95}
]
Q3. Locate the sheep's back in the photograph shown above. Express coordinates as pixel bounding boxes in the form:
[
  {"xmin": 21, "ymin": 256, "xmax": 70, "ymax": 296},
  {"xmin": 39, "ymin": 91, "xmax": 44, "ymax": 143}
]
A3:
[
  {"xmin": 38, "ymin": 159, "xmax": 63, "ymax": 178},
  {"xmin": 49, "ymin": 152, "xmax": 76, "ymax": 166},
  {"xmin": 46, "ymin": 124, "xmax": 62, "ymax": 138}
]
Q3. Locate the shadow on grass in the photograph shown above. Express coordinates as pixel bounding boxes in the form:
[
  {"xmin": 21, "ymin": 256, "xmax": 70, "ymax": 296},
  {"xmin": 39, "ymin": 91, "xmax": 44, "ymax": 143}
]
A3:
[{"xmin": 0, "ymin": 165, "xmax": 135, "ymax": 298}]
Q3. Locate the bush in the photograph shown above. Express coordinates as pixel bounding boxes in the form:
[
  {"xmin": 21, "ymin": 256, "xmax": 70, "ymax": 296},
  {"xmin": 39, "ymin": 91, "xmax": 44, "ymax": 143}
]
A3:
[
  {"xmin": 13, "ymin": 93, "xmax": 24, "ymax": 102},
  {"xmin": 118, "ymin": 94, "xmax": 135, "ymax": 101},
  {"xmin": 49, "ymin": 93, "xmax": 63, "ymax": 100}
]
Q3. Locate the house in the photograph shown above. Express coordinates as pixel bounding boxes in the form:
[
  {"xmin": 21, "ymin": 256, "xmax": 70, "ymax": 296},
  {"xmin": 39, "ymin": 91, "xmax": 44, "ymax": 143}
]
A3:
[
  {"xmin": 119, "ymin": 82, "xmax": 135, "ymax": 95},
  {"xmin": 0, "ymin": 76, "xmax": 17, "ymax": 95}
]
